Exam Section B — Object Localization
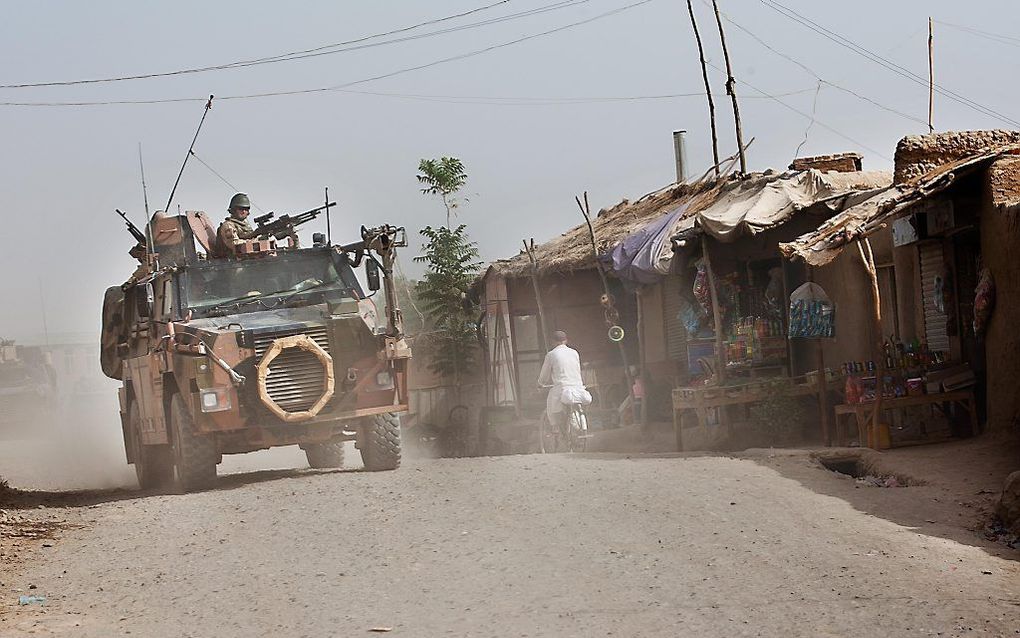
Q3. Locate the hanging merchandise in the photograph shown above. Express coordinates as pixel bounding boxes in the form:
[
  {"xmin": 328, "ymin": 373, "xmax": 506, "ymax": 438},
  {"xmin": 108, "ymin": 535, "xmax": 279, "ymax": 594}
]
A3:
[
  {"xmin": 788, "ymin": 282, "xmax": 835, "ymax": 338},
  {"xmin": 692, "ymin": 261, "xmax": 712, "ymax": 316},
  {"xmin": 677, "ymin": 295, "xmax": 703, "ymax": 335},
  {"xmin": 764, "ymin": 266, "xmax": 784, "ymax": 319},
  {"xmin": 973, "ymin": 267, "xmax": 995, "ymax": 337}
]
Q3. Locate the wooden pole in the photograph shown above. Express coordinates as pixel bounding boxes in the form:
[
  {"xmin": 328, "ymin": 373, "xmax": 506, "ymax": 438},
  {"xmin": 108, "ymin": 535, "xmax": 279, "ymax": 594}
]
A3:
[
  {"xmin": 816, "ymin": 342, "xmax": 830, "ymax": 446},
  {"xmin": 577, "ymin": 192, "xmax": 637, "ymax": 421},
  {"xmin": 523, "ymin": 239, "xmax": 550, "ymax": 354},
  {"xmin": 858, "ymin": 239, "xmax": 885, "ymax": 448},
  {"xmin": 928, "ymin": 17, "xmax": 935, "ymax": 134},
  {"xmin": 807, "ymin": 266, "xmax": 830, "ymax": 446},
  {"xmin": 636, "ymin": 287, "xmax": 648, "ymax": 428},
  {"xmin": 701, "ymin": 235, "xmax": 726, "ymax": 383},
  {"xmin": 711, "ymin": 0, "xmax": 747, "ymax": 174},
  {"xmin": 686, "ymin": 0, "xmax": 720, "ymax": 176}
]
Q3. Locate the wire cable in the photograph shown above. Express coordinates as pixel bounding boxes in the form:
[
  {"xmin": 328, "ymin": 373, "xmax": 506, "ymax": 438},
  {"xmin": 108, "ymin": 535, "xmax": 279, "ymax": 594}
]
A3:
[
  {"xmin": 793, "ymin": 80, "xmax": 822, "ymax": 159},
  {"xmin": 934, "ymin": 20, "xmax": 1020, "ymax": 48},
  {"xmin": 0, "ymin": 0, "xmax": 655, "ymax": 107},
  {"xmin": 704, "ymin": 60, "xmax": 891, "ymax": 161},
  {"xmin": 220, "ymin": 0, "xmax": 656, "ymax": 102},
  {"xmin": 188, "ymin": 151, "xmax": 267, "ymax": 213},
  {"xmin": 709, "ymin": 3, "xmax": 929, "ymax": 128},
  {"xmin": 757, "ymin": 0, "xmax": 1020, "ymax": 128},
  {"xmin": 0, "ymin": 87, "xmax": 816, "ymax": 108},
  {"xmin": 0, "ymin": 1, "xmax": 604, "ymax": 90}
]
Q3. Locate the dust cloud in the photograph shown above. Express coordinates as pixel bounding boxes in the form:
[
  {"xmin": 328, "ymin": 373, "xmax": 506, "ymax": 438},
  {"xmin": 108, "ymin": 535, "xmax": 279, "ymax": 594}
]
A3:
[
  {"xmin": 0, "ymin": 383, "xmax": 135, "ymax": 491},
  {"xmin": 0, "ymin": 374, "xmax": 317, "ymax": 492}
]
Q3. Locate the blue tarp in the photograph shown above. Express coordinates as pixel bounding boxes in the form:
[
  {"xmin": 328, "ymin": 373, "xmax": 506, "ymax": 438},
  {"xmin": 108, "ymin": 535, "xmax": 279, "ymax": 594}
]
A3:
[{"xmin": 601, "ymin": 202, "xmax": 689, "ymax": 286}]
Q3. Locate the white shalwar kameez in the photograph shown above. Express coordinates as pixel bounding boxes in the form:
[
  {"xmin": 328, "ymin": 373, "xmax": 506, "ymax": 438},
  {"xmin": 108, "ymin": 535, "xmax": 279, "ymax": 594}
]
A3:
[{"xmin": 537, "ymin": 344, "xmax": 592, "ymax": 425}]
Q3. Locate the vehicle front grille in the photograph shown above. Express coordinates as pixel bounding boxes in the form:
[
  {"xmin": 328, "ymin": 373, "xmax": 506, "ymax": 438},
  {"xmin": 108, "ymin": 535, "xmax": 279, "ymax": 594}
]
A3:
[{"xmin": 253, "ymin": 326, "xmax": 330, "ymax": 413}]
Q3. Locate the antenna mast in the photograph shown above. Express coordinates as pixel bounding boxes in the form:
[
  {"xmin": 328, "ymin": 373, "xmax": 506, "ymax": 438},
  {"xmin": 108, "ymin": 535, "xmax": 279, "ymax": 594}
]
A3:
[
  {"xmin": 138, "ymin": 142, "xmax": 151, "ymax": 220},
  {"xmin": 165, "ymin": 95, "xmax": 214, "ymax": 216}
]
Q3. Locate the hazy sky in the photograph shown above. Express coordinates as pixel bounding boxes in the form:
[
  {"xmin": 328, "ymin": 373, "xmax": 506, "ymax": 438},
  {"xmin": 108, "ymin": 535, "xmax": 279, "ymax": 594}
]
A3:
[{"xmin": 2, "ymin": 0, "xmax": 1017, "ymax": 342}]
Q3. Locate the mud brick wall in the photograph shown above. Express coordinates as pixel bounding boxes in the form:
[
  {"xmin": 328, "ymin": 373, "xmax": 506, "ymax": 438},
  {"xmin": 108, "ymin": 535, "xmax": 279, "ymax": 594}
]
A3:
[
  {"xmin": 981, "ymin": 158, "xmax": 1020, "ymax": 434},
  {"xmin": 789, "ymin": 153, "xmax": 863, "ymax": 173},
  {"xmin": 894, "ymin": 130, "xmax": 1020, "ymax": 184}
]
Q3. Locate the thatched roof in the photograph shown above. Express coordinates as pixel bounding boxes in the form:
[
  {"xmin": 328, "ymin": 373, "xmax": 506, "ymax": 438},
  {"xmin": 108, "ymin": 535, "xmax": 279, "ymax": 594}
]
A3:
[
  {"xmin": 486, "ymin": 168, "xmax": 889, "ymax": 280},
  {"xmin": 485, "ymin": 178, "xmax": 724, "ymax": 279}
]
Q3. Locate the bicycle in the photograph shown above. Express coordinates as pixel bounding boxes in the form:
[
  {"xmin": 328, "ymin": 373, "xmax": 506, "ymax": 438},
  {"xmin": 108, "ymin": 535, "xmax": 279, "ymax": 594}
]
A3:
[{"xmin": 539, "ymin": 385, "xmax": 591, "ymax": 453}]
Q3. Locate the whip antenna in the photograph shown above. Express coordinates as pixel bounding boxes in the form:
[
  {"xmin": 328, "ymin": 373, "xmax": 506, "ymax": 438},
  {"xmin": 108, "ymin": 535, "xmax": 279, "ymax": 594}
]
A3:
[
  {"xmin": 138, "ymin": 142, "xmax": 150, "ymax": 220},
  {"xmin": 164, "ymin": 94, "xmax": 214, "ymax": 215}
]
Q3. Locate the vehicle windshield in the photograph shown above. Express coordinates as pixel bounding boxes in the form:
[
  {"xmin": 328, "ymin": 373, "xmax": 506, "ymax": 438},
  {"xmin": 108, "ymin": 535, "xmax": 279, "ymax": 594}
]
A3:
[{"xmin": 184, "ymin": 249, "xmax": 362, "ymax": 316}]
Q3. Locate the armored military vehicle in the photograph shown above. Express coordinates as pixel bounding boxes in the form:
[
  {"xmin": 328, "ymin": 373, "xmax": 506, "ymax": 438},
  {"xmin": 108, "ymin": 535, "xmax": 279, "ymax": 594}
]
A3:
[{"xmin": 101, "ymin": 206, "xmax": 411, "ymax": 491}]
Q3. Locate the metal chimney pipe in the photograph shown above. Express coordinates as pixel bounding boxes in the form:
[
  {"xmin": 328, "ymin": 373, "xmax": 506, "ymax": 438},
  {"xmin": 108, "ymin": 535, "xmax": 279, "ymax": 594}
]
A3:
[{"xmin": 673, "ymin": 130, "xmax": 688, "ymax": 183}]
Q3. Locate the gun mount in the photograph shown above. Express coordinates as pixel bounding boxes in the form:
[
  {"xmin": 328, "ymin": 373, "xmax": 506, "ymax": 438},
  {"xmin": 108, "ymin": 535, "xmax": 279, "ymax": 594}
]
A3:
[{"xmin": 251, "ymin": 202, "xmax": 336, "ymax": 242}]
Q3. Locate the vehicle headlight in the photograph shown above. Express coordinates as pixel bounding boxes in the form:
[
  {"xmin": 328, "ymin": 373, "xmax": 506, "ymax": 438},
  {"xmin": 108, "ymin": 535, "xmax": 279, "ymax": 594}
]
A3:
[{"xmin": 199, "ymin": 388, "xmax": 232, "ymax": 413}]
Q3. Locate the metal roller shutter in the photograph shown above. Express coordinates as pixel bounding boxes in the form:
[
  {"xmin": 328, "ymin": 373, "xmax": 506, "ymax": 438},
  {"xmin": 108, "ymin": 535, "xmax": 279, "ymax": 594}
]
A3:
[
  {"xmin": 919, "ymin": 241, "xmax": 950, "ymax": 353},
  {"xmin": 663, "ymin": 274, "xmax": 687, "ymax": 361}
]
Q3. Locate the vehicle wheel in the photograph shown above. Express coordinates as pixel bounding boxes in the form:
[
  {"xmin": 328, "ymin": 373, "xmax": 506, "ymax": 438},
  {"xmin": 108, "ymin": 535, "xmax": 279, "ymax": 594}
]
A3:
[
  {"xmin": 360, "ymin": 413, "xmax": 402, "ymax": 471},
  {"xmin": 169, "ymin": 393, "xmax": 218, "ymax": 492},
  {"xmin": 128, "ymin": 401, "xmax": 173, "ymax": 490},
  {"xmin": 302, "ymin": 439, "xmax": 345, "ymax": 469}
]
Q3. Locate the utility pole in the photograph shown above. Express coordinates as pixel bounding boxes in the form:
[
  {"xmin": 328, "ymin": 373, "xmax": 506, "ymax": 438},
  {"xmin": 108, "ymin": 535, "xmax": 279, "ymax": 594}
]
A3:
[
  {"xmin": 711, "ymin": 0, "xmax": 747, "ymax": 174},
  {"xmin": 928, "ymin": 17, "xmax": 935, "ymax": 134},
  {"xmin": 38, "ymin": 278, "xmax": 50, "ymax": 347},
  {"xmin": 687, "ymin": 0, "xmax": 720, "ymax": 176}
]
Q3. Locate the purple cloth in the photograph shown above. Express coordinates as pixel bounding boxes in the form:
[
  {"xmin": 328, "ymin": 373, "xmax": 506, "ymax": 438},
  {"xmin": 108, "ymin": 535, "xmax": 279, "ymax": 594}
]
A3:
[{"xmin": 601, "ymin": 203, "xmax": 688, "ymax": 285}]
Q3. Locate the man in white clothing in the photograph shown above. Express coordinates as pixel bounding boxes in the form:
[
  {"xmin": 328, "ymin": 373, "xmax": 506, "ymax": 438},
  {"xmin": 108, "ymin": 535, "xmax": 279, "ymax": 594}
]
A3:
[{"xmin": 537, "ymin": 330, "xmax": 591, "ymax": 428}]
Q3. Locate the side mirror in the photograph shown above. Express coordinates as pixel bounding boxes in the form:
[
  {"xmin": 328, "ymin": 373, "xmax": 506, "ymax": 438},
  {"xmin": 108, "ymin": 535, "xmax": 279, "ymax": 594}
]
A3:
[
  {"xmin": 365, "ymin": 258, "xmax": 381, "ymax": 292},
  {"xmin": 136, "ymin": 282, "xmax": 154, "ymax": 319}
]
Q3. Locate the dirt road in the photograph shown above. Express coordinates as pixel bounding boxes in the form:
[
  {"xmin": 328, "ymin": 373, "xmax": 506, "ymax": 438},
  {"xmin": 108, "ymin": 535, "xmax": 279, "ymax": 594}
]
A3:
[{"xmin": 2, "ymin": 452, "xmax": 1018, "ymax": 637}]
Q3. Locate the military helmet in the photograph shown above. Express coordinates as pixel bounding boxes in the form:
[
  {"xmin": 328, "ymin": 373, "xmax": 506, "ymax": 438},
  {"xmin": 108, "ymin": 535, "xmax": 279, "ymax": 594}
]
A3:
[{"xmin": 229, "ymin": 193, "xmax": 251, "ymax": 210}]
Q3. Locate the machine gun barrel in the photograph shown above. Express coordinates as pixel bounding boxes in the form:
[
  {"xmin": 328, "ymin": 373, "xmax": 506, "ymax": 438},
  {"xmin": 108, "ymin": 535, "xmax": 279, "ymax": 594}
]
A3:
[
  {"xmin": 116, "ymin": 209, "xmax": 147, "ymax": 245},
  {"xmin": 251, "ymin": 202, "xmax": 336, "ymax": 240}
]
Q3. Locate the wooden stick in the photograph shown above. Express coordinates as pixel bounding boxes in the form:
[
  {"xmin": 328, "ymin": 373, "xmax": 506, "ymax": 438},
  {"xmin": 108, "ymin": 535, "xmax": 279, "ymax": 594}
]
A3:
[
  {"xmin": 816, "ymin": 342, "xmax": 830, "ymax": 446},
  {"xmin": 928, "ymin": 17, "xmax": 935, "ymax": 134},
  {"xmin": 858, "ymin": 239, "xmax": 885, "ymax": 448},
  {"xmin": 687, "ymin": 0, "xmax": 720, "ymax": 176},
  {"xmin": 576, "ymin": 192, "xmax": 637, "ymax": 422},
  {"xmin": 636, "ymin": 287, "xmax": 648, "ymax": 427},
  {"xmin": 701, "ymin": 235, "xmax": 726, "ymax": 384},
  {"xmin": 523, "ymin": 239, "xmax": 550, "ymax": 353},
  {"xmin": 711, "ymin": 0, "xmax": 747, "ymax": 174}
]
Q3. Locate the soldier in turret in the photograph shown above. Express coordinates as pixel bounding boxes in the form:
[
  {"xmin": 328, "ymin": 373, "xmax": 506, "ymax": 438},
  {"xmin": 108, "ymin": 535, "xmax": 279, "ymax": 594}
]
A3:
[{"xmin": 212, "ymin": 193, "xmax": 255, "ymax": 258}]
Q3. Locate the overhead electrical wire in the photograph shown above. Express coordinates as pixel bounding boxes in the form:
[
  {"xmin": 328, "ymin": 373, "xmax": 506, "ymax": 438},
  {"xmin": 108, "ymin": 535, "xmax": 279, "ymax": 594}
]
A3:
[
  {"xmin": 221, "ymin": 0, "xmax": 656, "ymax": 101},
  {"xmin": 757, "ymin": 0, "xmax": 1020, "ymax": 128},
  {"xmin": 933, "ymin": 20, "xmax": 1020, "ymax": 49},
  {"xmin": 0, "ymin": 0, "xmax": 657, "ymax": 107},
  {"xmin": 703, "ymin": 60, "xmax": 891, "ymax": 161},
  {"xmin": 0, "ymin": 87, "xmax": 816, "ymax": 108},
  {"xmin": 707, "ymin": 3, "xmax": 929, "ymax": 128},
  {"xmin": 0, "ymin": 0, "xmax": 603, "ymax": 90}
]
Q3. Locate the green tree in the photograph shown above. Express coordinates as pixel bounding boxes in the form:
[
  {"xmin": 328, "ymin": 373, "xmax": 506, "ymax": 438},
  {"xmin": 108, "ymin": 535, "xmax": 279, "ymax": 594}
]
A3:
[
  {"xmin": 417, "ymin": 156, "xmax": 467, "ymax": 228},
  {"xmin": 413, "ymin": 225, "xmax": 482, "ymax": 384}
]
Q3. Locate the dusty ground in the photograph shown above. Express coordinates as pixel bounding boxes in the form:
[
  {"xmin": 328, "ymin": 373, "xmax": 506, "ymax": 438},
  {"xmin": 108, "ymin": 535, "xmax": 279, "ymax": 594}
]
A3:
[{"xmin": 2, "ymin": 443, "xmax": 1018, "ymax": 637}]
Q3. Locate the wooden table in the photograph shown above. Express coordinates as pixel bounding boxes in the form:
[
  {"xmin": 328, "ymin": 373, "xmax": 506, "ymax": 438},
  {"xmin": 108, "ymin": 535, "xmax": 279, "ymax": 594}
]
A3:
[
  {"xmin": 672, "ymin": 376, "xmax": 841, "ymax": 451},
  {"xmin": 833, "ymin": 389, "xmax": 978, "ymax": 447}
]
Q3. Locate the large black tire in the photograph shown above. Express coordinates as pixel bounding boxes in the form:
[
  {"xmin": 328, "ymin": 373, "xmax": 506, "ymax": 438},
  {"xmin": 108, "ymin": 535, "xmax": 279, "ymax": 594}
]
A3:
[
  {"xmin": 169, "ymin": 393, "xmax": 218, "ymax": 492},
  {"xmin": 302, "ymin": 439, "xmax": 345, "ymax": 469},
  {"xmin": 360, "ymin": 413, "xmax": 402, "ymax": 471},
  {"xmin": 128, "ymin": 401, "xmax": 173, "ymax": 490}
]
